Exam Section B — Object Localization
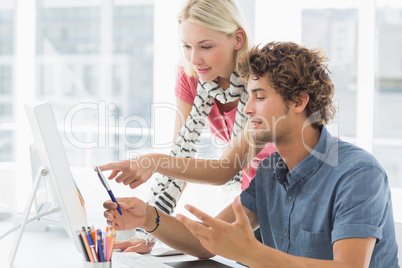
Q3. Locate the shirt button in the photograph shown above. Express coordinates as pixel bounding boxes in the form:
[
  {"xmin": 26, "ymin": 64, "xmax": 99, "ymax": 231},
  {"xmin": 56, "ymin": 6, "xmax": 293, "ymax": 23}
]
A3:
[
  {"xmin": 287, "ymin": 195, "xmax": 293, "ymax": 201},
  {"xmin": 300, "ymin": 179, "xmax": 304, "ymax": 183},
  {"xmin": 284, "ymin": 231, "xmax": 289, "ymax": 237}
]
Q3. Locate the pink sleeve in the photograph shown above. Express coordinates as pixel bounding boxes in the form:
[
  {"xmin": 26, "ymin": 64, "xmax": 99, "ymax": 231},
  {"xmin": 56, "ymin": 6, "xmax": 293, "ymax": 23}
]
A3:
[{"xmin": 175, "ymin": 67, "xmax": 198, "ymax": 104}]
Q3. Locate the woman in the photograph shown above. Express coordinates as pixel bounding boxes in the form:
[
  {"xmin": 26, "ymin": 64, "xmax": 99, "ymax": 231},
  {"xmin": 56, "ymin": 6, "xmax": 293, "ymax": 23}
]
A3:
[{"xmin": 99, "ymin": 0, "xmax": 275, "ymax": 253}]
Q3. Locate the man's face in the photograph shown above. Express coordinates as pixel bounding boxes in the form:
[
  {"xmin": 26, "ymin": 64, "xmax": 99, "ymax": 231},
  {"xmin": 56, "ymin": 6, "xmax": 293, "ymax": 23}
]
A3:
[{"xmin": 244, "ymin": 76, "xmax": 292, "ymax": 145}]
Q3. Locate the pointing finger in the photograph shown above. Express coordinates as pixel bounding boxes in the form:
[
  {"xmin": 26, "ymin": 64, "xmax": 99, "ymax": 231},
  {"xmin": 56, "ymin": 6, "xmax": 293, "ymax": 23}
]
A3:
[{"xmin": 98, "ymin": 162, "xmax": 122, "ymax": 172}]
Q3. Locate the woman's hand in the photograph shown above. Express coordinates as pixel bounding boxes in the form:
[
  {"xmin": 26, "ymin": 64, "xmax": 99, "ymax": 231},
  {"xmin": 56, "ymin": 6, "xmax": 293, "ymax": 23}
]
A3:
[
  {"xmin": 103, "ymin": 197, "xmax": 148, "ymax": 231},
  {"xmin": 113, "ymin": 239, "xmax": 155, "ymax": 254},
  {"xmin": 98, "ymin": 154, "xmax": 158, "ymax": 189}
]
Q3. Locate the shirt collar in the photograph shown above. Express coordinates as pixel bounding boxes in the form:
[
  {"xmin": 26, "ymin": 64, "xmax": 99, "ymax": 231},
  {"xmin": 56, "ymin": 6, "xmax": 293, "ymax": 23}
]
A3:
[
  {"xmin": 273, "ymin": 126, "xmax": 334, "ymax": 185},
  {"xmin": 274, "ymin": 157, "xmax": 289, "ymax": 185}
]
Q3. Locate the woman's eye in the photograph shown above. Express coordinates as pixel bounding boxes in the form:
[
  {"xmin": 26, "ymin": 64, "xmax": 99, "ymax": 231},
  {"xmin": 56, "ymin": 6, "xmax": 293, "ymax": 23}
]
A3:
[
  {"xmin": 202, "ymin": 46, "xmax": 212, "ymax": 49},
  {"xmin": 182, "ymin": 45, "xmax": 191, "ymax": 49}
]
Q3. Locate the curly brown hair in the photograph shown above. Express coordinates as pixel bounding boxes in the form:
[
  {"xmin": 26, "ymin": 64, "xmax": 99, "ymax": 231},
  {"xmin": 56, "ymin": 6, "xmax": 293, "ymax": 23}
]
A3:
[{"xmin": 238, "ymin": 41, "xmax": 336, "ymax": 129}]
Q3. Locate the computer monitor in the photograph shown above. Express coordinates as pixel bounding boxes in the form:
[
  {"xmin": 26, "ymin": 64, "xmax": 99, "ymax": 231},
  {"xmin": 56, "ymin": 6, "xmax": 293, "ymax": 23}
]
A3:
[{"xmin": 23, "ymin": 100, "xmax": 88, "ymax": 250}]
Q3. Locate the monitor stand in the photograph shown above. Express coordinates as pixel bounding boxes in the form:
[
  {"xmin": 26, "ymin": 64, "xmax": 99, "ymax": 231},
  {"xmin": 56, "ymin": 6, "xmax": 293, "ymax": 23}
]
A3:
[{"xmin": 9, "ymin": 166, "xmax": 50, "ymax": 267}]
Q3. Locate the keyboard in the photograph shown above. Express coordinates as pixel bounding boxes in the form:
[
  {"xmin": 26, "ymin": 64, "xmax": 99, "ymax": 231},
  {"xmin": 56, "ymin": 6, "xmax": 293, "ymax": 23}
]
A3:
[
  {"xmin": 112, "ymin": 252, "xmax": 172, "ymax": 268},
  {"xmin": 36, "ymin": 202, "xmax": 64, "ymax": 227}
]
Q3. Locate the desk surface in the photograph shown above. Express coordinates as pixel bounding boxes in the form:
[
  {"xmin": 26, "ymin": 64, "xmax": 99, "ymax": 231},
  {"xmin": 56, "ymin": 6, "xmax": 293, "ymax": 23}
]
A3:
[{"xmin": 0, "ymin": 217, "xmax": 244, "ymax": 268}]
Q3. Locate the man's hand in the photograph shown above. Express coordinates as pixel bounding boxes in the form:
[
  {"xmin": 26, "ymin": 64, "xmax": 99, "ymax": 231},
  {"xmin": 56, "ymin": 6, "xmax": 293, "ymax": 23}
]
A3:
[
  {"xmin": 103, "ymin": 197, "xmax": 147, "ymax": 231},
  {"xmin": 176, "ymin": 196, "xmax": 259, "ymax": 261}
]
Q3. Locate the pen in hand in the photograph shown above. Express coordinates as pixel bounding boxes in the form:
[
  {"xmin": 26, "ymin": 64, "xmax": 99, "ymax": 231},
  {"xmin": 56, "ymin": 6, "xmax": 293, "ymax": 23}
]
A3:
[{"xmin": 95, "ymin": 166, "xmax": 123, "ymax": 216}]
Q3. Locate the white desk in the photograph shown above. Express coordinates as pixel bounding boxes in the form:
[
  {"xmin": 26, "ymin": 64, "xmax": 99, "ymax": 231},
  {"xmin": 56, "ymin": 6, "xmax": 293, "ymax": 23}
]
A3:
[{"xmin": 0, "ymin": 217, "xmax": 244, "ymax": 268}]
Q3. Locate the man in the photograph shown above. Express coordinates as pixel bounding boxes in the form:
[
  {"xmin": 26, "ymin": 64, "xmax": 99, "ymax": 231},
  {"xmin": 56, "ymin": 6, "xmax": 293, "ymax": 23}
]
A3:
[{"xmin": 104, "ymin": 42, "xmax": 399, "ymax": 267}]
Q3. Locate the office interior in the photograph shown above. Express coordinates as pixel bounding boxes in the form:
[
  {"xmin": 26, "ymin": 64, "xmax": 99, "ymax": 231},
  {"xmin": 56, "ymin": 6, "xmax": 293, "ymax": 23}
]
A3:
[{"xmin": 0, "ymin": 0, "xmax": 401, "ymax": 264}]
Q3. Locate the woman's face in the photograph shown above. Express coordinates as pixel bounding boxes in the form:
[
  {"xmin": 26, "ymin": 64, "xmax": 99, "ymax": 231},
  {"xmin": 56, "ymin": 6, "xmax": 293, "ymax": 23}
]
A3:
[{"xmin": 180, "ymin": 20, "xmax": 238, "ymax": 82}]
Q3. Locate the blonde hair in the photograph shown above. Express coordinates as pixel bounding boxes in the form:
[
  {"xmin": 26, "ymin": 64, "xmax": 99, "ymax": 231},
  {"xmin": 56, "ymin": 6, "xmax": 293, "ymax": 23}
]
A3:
[{"xmin": 178, "ymin": 0, "xmax": 252, "ymax": 77}]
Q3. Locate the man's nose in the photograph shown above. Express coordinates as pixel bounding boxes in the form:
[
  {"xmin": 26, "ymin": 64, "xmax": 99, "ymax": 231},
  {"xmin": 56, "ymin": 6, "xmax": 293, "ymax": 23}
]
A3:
[{"xmin": 244, "ymin": 98, "xmax": 254, "ymax": 116}]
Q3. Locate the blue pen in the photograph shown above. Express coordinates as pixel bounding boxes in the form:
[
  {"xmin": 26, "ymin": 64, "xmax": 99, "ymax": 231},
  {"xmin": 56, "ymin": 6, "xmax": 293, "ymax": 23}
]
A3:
[
  {"xmin": 95, "ymin": 166, "xmax": 123, "ymax": 216},
  {"xmin": 86, "ymin": 231, "xmax": 98, "ymax": 262}
]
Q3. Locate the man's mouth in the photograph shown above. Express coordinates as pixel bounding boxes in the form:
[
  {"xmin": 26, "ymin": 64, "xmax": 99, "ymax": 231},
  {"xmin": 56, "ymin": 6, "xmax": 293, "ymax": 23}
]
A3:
[{"xmin": 250, "ymin": 120, "xmax": 262, "ymax": 129}]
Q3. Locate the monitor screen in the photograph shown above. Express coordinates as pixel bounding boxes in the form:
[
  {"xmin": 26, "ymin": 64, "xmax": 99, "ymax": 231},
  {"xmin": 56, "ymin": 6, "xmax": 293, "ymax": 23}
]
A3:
[{"xmin": 24, "ymin": 100, "xmax": 88, "ymax": 252}]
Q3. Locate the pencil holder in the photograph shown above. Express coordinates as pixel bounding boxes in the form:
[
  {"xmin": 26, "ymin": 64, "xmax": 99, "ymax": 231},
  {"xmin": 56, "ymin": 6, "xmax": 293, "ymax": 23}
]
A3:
[{"xmin": 83, "ymin": 261, "xmax": 111, "ymax": 268}]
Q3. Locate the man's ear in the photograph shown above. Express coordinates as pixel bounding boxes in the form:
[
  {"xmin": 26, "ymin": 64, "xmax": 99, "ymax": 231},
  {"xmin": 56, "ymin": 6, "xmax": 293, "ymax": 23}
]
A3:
[
  {"xmin": 234, "ymin": 29, "xmax": 246, "ymax": 50},
  {"xmin": 294, "ymin": 92, "xmax": 309, "ymax": 113}
]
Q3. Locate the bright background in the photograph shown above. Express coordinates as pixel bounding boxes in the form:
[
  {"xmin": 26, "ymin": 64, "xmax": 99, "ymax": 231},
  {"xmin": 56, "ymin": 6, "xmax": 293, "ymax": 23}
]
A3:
[{"xmin": 0, "ymin": 0, "xmax": 401, "ymax": 261}]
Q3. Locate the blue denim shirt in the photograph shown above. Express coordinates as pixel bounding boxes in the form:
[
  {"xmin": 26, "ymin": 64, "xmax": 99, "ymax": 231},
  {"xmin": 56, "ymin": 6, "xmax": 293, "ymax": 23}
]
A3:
[{"xmin": 241, "ymin": 127, "xmax": 399, "ymax": 267}]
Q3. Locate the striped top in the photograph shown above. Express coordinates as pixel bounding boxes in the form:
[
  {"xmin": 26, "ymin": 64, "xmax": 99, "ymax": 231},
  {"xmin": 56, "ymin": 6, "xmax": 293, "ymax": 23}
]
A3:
[{"xmin": 175, "ymin": 67, "xmax": 276, "ymax": 190}]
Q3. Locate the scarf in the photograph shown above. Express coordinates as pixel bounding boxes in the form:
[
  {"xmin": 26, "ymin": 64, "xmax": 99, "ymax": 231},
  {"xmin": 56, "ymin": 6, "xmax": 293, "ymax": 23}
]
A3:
[{"xmin": 148, "ymin": 70, "xmax": 249, "ymax": 215}]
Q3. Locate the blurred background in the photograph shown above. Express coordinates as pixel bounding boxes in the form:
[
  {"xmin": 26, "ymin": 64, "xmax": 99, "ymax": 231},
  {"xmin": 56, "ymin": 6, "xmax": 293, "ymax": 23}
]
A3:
[{"xmin": 0, "ymin": 0, "xmax": 401, "ymax": 260}]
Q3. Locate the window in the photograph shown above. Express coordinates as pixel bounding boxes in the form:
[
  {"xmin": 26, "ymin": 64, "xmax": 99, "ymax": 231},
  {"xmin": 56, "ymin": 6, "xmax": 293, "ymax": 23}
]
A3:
[
  {"xmin": 0, "ymin": 0, "xmax": 156, "ymax": 209},
  {"xmin": 0, "ymin": 3, "xmax": 14, "ymax": 163},
  {"xmin": 35, "ymin": 1, "xmax": 154, "ymax": 166},
  {"xmin": 375, "ymin": 5, "xmax": 402, "ymax": 188},
  {"xmin": 302, "ymin": 8, "xmax": 358, "ymax": 137}
]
